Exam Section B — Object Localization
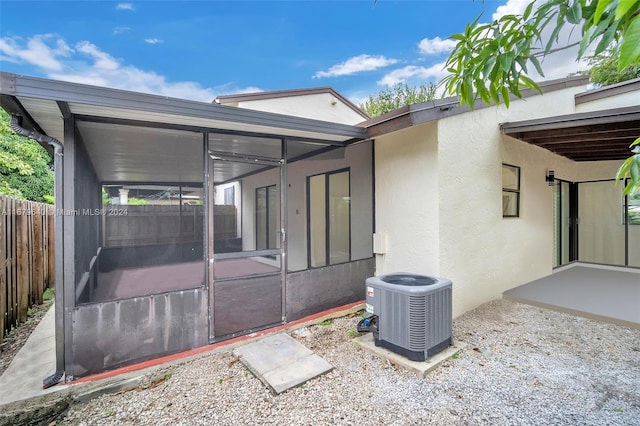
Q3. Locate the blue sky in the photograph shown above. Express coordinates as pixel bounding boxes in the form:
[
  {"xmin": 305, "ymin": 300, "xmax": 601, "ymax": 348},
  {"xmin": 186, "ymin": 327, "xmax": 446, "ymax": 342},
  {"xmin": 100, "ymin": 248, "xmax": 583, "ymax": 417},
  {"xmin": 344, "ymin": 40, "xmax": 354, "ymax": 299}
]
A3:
[{"xmin": 0, "ymin": 0, "xmax": 586, "ymax": 105}]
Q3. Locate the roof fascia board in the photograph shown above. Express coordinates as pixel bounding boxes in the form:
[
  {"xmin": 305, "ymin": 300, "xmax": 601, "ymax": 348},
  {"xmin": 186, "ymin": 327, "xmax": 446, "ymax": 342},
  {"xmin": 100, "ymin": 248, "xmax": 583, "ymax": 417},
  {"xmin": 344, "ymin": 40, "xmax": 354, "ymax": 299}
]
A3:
[
  {"xmin": 362, "ymin": 75, "xmax": 591, "ymax": 136},
  {"xmin": 575, "ymin": 77, "xmax": 640, "ymax": 105},
  {"xmin": 0, "ymin": 72, "xmax": 366, "ymax": 140},
  {"xmin": 500, "ymin": 105, "xmax": 640, "ymax": 134}
]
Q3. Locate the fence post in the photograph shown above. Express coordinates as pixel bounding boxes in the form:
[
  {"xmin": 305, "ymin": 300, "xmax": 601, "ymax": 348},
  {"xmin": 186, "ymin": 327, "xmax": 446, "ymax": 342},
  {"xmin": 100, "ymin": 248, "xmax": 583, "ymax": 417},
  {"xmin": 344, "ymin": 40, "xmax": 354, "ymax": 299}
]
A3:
[
  {"xmin": 0, "ymin": 197, "xmax": 6, "ymax": 344},
  {"xmin": 33, "ymin": 206, "xmax": 44, "ymax": 305},
  {"xmin": 16, "ymin": 200, "xmax": 29, "ymax": 323},
  {"xmin": 48, "ymin": 207, "xmax": 55, "ymax": 289}
]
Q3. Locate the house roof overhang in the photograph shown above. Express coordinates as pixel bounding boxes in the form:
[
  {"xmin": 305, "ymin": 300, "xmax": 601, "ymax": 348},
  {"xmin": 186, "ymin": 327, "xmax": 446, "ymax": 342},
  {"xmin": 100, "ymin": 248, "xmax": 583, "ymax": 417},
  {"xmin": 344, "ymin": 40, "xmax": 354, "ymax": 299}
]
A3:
[
  {"xmin": 500, "ymin": 105, "xmax": 640, "ymax": 162},
  {"xmin": 0, "ymin": 72, "xmax": 367, "ymax": 145},
  {"xmin": 0, "ymin": 72, "xmax": 368, "ymax": 183},
  {"xmin": 361, "ymin": 75, "xmax": 592, "ymax": 137}
]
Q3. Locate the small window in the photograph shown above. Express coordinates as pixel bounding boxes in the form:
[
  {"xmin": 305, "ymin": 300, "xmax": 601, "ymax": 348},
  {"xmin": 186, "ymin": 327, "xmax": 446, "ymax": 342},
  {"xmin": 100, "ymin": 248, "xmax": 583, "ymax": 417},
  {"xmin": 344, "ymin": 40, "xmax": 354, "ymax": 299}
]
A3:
[
  {"xmin": 224, "ymin": 186, "xmax": 235, "ymax": 205},
  {"xmin": 502, "ymin": 163, "xmax": 520, "ymax": 217},
  {"xmin": 307, "ymin": 169, "xmax": 350, "ymax": 267}
]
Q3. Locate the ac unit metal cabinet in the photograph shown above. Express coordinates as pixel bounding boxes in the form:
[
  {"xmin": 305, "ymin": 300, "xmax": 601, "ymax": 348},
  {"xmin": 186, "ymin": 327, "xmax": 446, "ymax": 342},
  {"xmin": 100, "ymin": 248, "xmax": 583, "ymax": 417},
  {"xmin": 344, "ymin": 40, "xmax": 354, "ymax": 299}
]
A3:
[{"xmin": 365, "ymin": 273, "xmax": 452, "ymax": 361}]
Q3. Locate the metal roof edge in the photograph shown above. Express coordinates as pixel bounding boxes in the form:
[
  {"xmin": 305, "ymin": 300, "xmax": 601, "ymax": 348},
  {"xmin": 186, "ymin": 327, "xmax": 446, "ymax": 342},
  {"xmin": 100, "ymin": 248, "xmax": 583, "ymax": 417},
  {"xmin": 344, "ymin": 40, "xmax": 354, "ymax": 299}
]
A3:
[
  {"xmin": 0, "ymin": 72, "xmax": 367, "ymax": 140},
  {"xmin": 361, "ymin": 75, "xmax": 591, "ymax": 137},
  {"xmin": 500, "ymin": 105, "xmax": 640, "ymax": 133},
  {"xmin": 575, "ymin": 77, "xmax": 640, "ymax": 105}
]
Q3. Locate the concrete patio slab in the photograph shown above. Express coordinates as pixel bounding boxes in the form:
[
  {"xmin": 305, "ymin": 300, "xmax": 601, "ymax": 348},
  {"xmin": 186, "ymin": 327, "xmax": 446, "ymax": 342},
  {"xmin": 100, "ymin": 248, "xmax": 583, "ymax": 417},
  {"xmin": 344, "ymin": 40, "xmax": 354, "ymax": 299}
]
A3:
[
  {"xmin": 503, "ymin": 263, "xmax": 640, "ymax": 329},
  {"xmin": 233, "ymin": 333, "xmax": 333, "ymax": 394},
  {"xmin": 354, "ymin": 333, "xmax": 465, "ymax": 378}
]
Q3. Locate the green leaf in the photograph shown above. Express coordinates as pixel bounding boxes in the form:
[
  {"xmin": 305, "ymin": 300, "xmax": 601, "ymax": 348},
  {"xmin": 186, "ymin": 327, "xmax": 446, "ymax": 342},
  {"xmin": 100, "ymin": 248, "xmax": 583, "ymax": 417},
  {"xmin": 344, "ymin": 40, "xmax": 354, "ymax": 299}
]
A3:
[
  {"xmin": 499, "ymin": 52, "xmax": 515, "ymax": 73},
  {"xmin": 594, "ymin": 21, "xmax": 620, "ymax": 56},
  {"xmin": 501, "ymin": 86, "xmax": 510, "ymax": 108},
  {"xmin": 630, "ymin": 161, "xmax": 639, "ymax": 184},
  {"xmin": 483, "ymin": 56, "xmax": 497, "ymax": 78},
  {"xmin": 616, "ymin": 0, "xmax": 637, "ymax": 20},
  {"xmin": 520, "ymin": 75, "xmax": 541, "ymax": 92},
  {"xmin": 523, "ymin": 1, "xmax": 535, "ymax": 20},
  {"xmin": 616, "ymin": 156, "xmax": 634, "ymax": 180},
  {"xmin": 529, "ymin": 54, "xmax": 545, "ymax": 76},
  {"xmin": 619, "ymin": 14, "xmax": 640, "ymax": 69},
  {"xmin": 567, "ymin": 0, "xmax": 583, "ymax": 24},
  {"xmin": 489, "ymin": 85, "xmax": 501, "ymax": 105},
  {"xmin": 545, "ymin": 23, "xmax": 565, "ymax": 53},
  {"xmin": 593, "ymin": 0, "xmax": 613, "ymax": 24}
]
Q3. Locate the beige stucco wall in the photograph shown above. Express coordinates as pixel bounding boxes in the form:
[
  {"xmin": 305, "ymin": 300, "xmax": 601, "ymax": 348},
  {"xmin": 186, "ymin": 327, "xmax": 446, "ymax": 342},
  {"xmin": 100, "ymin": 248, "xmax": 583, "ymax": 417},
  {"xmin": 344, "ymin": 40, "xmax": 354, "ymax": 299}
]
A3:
[
  {"xmin": 373, "ymin": 122, "xmax": 440, "ymax": 277},
  {"xmin": 374, "ymin": 82, "xmax": 638, "ymax": 318},
  {"xmin": 237, "ymin": 93, "xmax": 366, "ymax": 125}
]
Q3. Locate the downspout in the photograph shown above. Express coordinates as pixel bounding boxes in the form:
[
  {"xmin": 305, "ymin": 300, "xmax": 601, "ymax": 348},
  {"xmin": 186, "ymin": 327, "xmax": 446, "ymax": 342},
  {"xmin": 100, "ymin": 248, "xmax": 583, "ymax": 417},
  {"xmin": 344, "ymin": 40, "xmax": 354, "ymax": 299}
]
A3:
[{"xmin": 10, "ymin": 114, "xmax": 65, "ymax": 388}]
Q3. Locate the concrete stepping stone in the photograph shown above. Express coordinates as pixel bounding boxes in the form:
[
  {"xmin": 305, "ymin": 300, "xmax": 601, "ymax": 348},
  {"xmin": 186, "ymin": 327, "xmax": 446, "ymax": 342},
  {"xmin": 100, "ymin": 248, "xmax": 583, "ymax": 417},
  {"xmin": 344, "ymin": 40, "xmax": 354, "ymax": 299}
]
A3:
[{"xmin": 233, "ymin": 333, "xmax": 333, "ymax": 394}]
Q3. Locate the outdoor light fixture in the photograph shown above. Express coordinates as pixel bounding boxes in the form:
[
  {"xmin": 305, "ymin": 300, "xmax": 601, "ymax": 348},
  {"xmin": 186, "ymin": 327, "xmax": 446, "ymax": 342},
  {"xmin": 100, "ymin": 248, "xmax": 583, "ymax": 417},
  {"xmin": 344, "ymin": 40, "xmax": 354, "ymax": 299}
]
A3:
[{"xmin": 546, "ymin": 170, "xmax": 555, "ymax": 186}]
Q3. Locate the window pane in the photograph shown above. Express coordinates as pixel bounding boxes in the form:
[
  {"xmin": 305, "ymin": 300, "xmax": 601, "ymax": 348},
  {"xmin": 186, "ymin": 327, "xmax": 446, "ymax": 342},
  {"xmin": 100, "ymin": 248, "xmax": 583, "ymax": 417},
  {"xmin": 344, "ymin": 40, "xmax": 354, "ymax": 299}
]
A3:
[
  {"xmin": 309, "ymin": 175, "xmax": 327, "ymax": 267},
  {"xmin": 502, "ymin": 191, "xmax": 519, "ymax": 217},
  {"xmin": 329, "ymin": 172, "xmax": 350, "ymax": 264},
  {"xmin": 268, "ymin": 185, "xmax": 280, "ymax": 249},
  {"xmin": 628, "ymin": 191, "xmax": 640, "ymax": 267},
  {"xmin": 628, "ymin": 192, "xmax": 640, "ymax": 225},
  {"xmin": 256, "ymin": 187, "xmax": 267, "ymax": 250},
  {"xmin": 502, "ymin": 164, "xmax": 520, "ymax": 190},
  {"xmin": 579, "ymin": 181, "xmax": 624, "ymax": 265}
]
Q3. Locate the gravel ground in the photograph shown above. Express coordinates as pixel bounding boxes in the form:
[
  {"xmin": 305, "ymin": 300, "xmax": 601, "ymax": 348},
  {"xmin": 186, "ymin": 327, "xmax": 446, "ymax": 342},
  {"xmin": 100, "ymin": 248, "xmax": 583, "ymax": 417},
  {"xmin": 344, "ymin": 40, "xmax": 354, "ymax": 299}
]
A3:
[{"xmin": 57, "ymin": 299, "xmax": 640, "ymax": 426}]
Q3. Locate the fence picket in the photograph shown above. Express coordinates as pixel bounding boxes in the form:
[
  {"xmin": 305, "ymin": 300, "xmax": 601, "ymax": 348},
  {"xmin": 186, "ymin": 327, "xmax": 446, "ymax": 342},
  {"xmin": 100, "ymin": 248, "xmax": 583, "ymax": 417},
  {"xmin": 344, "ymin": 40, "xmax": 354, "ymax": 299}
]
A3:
[{"xmin": 0, "ymin": 196, "xmax": 55, "ymax": 343}]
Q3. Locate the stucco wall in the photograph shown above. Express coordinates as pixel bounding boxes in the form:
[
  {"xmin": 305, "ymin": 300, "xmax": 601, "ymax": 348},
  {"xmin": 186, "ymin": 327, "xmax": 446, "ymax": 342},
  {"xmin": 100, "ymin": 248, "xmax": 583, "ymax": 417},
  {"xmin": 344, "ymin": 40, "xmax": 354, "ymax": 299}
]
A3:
[
  {"xmin": 373, "ymin": 123, "xmax": 440, "ymax": 277},
  {"xmin": 437, "ymin": 86, "xmax": 630, "ymax": 316},
  {"xmin": 237, "ymin": 93, "xmax": 366, "ymax": 125},
  {"xmin": 374, "ymin": 82, "xmax": 638, "ymax": 318}
]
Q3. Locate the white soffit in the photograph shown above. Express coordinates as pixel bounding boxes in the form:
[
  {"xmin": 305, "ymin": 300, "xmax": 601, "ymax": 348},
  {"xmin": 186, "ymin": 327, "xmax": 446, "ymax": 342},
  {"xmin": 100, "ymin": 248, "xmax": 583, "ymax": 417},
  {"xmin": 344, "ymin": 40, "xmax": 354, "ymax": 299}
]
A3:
[
  {"xmin": 66, "ymin": 103, "xmax": 353, "ymax": 142},
  {"xmin": 18, "ymin": 97, "xmax": 64, "ymax": 142}
]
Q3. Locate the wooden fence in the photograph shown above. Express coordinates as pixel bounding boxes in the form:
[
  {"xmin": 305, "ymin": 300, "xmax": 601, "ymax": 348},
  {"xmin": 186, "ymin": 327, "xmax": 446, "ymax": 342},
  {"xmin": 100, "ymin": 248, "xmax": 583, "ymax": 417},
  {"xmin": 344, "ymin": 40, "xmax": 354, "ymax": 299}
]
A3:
[
  {"xmin": 1, "ymin": 195, "xmax": 55, "ymax": 344},
  {"xmin": 103, "ymin": 204, "xmax": 236, "ymax": 247}
]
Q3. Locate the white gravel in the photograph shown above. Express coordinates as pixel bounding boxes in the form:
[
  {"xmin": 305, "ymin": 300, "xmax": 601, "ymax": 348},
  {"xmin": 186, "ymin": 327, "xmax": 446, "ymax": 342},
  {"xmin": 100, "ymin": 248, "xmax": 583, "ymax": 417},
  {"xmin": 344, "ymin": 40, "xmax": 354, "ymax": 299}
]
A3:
[{"xmin": 58, "ymin": 299, "xmax": 640, "ymax": 425}]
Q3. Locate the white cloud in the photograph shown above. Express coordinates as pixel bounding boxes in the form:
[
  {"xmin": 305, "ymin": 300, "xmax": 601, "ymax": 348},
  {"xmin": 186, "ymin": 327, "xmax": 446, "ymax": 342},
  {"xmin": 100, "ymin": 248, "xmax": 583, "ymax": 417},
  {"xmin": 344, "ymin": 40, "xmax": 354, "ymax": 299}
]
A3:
[
  {"xmin": 418, "ymin": 37, "xmax": 456, "ymax": 55},
  {"xmin": 377, "ymin": 63, "xmax": 446, "ymax": 87},
  {"xmin": 492, "ymin": 0, "xmax": 530, "ymax": 20},
  {"xmin": 144, "ymin": 38, "xmax": 163, "ymax": 45},
  {"xmin": 314, "ymin": 54, "xmax": 398, "ymax": 78},
  {"xmin": 0, "ymin": 34, "xmax": 71, "ymax": 71},
  {"xmin": 113, "ymin": 27, "xmax": 131, "ymax": 35},
  {"xmin": 0, "ymin": 34, "xmax": 258, "ymax": 102},
  {"xmin": 116, "ymin": 3, "xmax": 135, "ymax": 11},
  {"xmin": 76, "ymin": 41, "xmax": 119, "ymax": 71}
]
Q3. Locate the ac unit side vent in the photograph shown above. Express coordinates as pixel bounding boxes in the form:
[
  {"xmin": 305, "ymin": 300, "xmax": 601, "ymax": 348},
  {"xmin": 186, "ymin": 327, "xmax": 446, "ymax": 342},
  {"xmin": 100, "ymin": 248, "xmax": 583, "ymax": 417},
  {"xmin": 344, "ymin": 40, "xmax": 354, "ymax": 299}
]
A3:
[{"xmin": 408, "ymin": 295, "xmax": 427, "ymax": 350}]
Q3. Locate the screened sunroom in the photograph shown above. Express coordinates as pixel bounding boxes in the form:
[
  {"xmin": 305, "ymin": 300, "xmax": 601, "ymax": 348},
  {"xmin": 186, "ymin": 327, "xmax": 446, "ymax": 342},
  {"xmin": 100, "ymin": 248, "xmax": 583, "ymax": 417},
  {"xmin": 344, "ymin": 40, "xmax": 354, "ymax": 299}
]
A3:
[{"xmin": 1, "ymin": 72, "xmax": 374, "ymax": 379}]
